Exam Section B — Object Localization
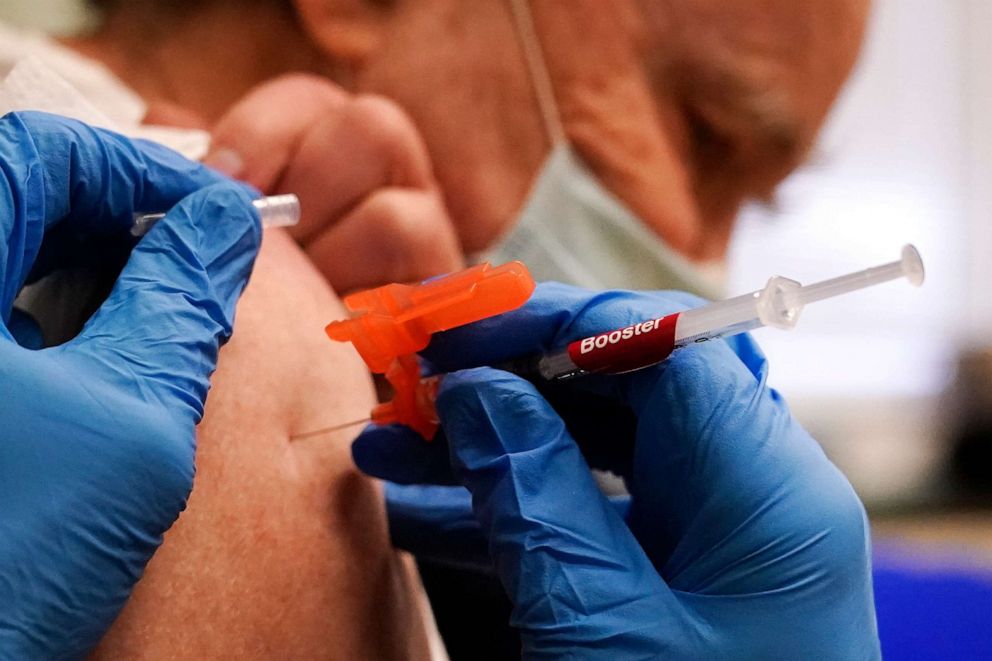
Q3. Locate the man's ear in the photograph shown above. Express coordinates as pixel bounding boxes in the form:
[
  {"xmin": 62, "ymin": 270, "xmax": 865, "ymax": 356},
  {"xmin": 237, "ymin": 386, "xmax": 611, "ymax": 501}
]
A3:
[{"xmin": 292, "ymin": 0, "xmax": 392, "ymax": 64}]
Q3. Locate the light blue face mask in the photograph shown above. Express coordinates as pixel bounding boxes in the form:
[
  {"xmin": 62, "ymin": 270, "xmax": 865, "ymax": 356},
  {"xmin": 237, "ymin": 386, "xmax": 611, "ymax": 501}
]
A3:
[
  {"xmin": 482, "ymin": 0, "xmax": 725, "ymax": 298},
  {"xmin": 484, "ymin": 144, "xmax": 724, "ymax": 297}
]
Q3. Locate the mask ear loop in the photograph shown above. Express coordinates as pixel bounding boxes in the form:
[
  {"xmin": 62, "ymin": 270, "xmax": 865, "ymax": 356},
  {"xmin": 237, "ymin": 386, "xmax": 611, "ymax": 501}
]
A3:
[{"xmin": 507, "ymin": 0, "xmax": 567, "ymax": 147}]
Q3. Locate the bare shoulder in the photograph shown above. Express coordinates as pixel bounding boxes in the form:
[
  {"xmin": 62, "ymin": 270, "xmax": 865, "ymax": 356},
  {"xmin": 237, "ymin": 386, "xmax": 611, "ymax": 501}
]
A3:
[{"xmin": 91, "ymin": 230, "xmax": 432, "ymax": 660}]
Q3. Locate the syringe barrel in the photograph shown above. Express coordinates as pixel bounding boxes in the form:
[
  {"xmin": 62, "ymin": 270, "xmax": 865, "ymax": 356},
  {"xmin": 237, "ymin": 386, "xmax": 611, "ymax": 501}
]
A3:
[
  {"xmin": 251, "ymin": 194, "xmax": 302, "ymax": 229},
  {"xmin": 528, "ymin": 244, "xmax": 924, "ymax": 381},
  {"xmin": 673, "ymin": 291, "xmax": 765, "ymax": 347},
  {"xmin": 131, "ymin": 193, "xmax": 301, "ymax": 237},
  {"xmin": 537, "ymin": 348, "xmax": 584, "ymax": 380}
]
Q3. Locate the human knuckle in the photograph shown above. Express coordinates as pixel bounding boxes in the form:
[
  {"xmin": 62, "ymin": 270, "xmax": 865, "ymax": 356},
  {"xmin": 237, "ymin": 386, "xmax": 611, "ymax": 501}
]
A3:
[
  {"xmin": 215, "ymin": 75, "xmax": 344, "ymax": 140},
  {"xmin": 368, "ymin": 194, "xmax": 428, "ymax": 235},
  {"xmin": 346, "ymin": 95, "xmax": 423, "ymax": 153},
  {"xmin": 252, "ymin": 73, "xmax": 345, "ymax": 108},
  {"xmin": 377, "ymin": 197, "xmax": 457, "ymax": 259}
]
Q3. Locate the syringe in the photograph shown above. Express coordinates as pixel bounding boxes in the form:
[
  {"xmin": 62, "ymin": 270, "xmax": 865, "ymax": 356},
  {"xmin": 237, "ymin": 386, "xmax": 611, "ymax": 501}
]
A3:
[
  {"xmin": 131, "ymin": 193, "xmax": 301, "ymax": 237},
  {"xmin": 525, "ymin": 244, "xmax": 925, "ymax": 380},
  {"xmin": 291, "ymin": 245, "xmax": 925, "ymax": 440}
]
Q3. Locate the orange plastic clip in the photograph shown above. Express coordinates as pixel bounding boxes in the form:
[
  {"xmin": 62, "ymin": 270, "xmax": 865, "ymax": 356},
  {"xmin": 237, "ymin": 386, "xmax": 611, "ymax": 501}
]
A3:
[{"xmin": 326, "ymin": 261, "xmax": 536, "ymax": 438}]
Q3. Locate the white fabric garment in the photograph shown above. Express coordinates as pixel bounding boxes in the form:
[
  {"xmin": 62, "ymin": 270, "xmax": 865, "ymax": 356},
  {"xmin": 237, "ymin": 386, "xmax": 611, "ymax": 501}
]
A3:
[
  {"xmin": 0, "ymin": 22, "xmax": 209, "ymax": 158},
  {"xmin": 484, "ymin": 144, "xmax": 726, "ymax": 297},
  {"xmin": 0, "ymin": 22, "xmax": 211, "ymax": 343}
]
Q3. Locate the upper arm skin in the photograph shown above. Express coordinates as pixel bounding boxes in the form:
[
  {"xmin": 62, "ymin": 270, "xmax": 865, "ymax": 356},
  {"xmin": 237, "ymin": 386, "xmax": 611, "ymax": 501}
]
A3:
[{"xmin": 89, "ymin": 230, "xmax": 432, "ymax": 659}]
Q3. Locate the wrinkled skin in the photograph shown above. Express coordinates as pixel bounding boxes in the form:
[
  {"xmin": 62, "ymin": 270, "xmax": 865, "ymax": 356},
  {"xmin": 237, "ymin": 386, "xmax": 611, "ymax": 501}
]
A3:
[{"xmin": 71, "ymin": 0, "xmax": 870, "ymax": 263}]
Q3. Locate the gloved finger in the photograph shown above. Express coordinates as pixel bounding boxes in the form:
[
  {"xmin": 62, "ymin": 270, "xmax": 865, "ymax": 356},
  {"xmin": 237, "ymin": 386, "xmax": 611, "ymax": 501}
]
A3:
[
  {"xmin": 0, "ymin": 111, "xmax": 231, "ymax": 318},
  {"xmin": 421, "ymin": 282, "xmax": 706, "ymax": 372},
  {"xmin": 6, "ymin": 308, "xmax": 43, "ymax": 349},
  {"xmin": 721, "ymin": 331, "xmax": 767, "ymax": 381},
  {"xmin": 384, "ymin": 483, "xmax": 491, "ymax": 570},
  {"xmin": 625, "ymin": 340, "xmax": 865, "ymax": 579},
  {"xmin": 352, "ymin": 380, "xmax": 639, "ymax": 480},
  {"xmin": 438, "ymin": 367, "xmax": 688, "ymax": 650},
  {"xmin": 12, "ymin": 112, "xmax": 230, "ymax": 229},
  {"xmin": 387, "ymin": 484, "xmax": 634, "ymax": 574},
  {"xmin": 353, "ymin": 424, "xmax": 459, "ymax": 485},
  {"xmin": 423, "ymin": 282, "xmax": 771, "ymax": 406},
  {"xmin": 62, "ymin": 182, "xmax": 261, "ymax": 425},
  {"xmin": 422, "ymin": 282, "xmax": 769, "ymax": 421},
  {"xmin": 305, "ymin": 187, "xmax": 463, "ymax": 294}
]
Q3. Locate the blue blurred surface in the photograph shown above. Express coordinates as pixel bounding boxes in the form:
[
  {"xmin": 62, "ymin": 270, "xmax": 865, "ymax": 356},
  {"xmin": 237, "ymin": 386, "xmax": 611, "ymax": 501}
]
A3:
[{"xmin": 874, "ymin": 542, "xmax": 992, "ymax": 660}]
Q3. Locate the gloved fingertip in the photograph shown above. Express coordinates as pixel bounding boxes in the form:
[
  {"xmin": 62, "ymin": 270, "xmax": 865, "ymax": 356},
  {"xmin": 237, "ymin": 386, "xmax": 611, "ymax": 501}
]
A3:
[
  {"xmin": 664, "ymin": 340, "xmax": 747, "ymax": 386},
  {"xmin": 8, "ymin": 307, "xmax": 44, "ymax": 349},
  {"xmin": 609, "ymin": 494, "xmax": 633, "ymax": 521},
  {"xmin": 385, "ymin": 483, "xmax": 490, "ymax": 567},
  {"xmin": 352, "ymin": 424, "xmax": 458, "ymax": 485},
  {"xmin": 722, "ymin": 332, "xmax": 768, "ymax": 381},
  {"xmin": 352, "ymin": 424, "xmax": 417, "ymax": 476}
]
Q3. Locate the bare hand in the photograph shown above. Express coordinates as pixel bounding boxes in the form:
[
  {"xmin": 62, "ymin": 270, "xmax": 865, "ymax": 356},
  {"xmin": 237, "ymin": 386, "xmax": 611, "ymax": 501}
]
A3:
[{"xmin": 208, "ymin": 74, "xmax": 464, "ymax": 292}]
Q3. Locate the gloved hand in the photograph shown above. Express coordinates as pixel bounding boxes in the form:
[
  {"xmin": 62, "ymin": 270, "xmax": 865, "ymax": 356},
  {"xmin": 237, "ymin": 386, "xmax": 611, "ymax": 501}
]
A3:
[
  {"xmin": 354, "ymin": 283, "xmax": 880, "ymax": 659},
  {"xmin": 0, "ymin": 111, "xmax": 261, "ymax": 658}
]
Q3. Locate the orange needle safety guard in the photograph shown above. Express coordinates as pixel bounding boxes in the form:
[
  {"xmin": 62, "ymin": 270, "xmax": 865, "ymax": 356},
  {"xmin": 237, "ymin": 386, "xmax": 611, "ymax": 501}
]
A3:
[{"xmin": 325, "ymin": 262, "xmax": 536, "ymax": 438}]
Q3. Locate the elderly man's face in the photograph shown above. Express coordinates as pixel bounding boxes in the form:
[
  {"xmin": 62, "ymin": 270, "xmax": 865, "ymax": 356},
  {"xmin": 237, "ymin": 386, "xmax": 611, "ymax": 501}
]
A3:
[{"xmin": 341, "ymin": 0, "xmax": 870, "ymax": 258}]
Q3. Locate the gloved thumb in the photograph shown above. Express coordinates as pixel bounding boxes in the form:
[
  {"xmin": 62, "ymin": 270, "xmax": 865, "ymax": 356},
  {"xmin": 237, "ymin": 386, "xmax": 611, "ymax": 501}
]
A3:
[
  {"xmin": 63, "ymin": 182, "xmax": 261, "ymax": 423},
  {"xmin": 437, "ymin": 368, "xmax": 691, "ymax": 657}
]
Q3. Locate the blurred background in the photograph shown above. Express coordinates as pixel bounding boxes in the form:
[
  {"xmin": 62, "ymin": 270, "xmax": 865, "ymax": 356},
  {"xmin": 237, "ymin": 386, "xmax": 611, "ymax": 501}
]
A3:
[
  {"xmin": 3, "ymin": 0, "xmax": 990, "ymax": 657},
  {"xmin": 728, "ymin": 0, "xmax": 989, "ymax": 511}
]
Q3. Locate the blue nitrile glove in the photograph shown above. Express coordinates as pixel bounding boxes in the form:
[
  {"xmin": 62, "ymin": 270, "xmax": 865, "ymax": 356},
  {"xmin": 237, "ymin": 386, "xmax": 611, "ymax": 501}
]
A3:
[
  {"xmin": 354, "ymin": 283, "xmax": 880, "ymax": 659},
  {"xmin": 0, "ymin": 111, "xmax": 261, "ymax": 659}
]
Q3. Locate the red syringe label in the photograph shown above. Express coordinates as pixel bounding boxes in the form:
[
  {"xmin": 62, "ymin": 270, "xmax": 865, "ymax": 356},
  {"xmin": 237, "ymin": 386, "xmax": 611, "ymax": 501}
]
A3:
[{"xmin": 565, "ymin": 313, "xmax": 680, "ymax": 375}]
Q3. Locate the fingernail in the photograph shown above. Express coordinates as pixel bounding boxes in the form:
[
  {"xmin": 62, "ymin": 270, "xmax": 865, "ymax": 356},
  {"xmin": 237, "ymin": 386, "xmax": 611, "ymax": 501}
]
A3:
[{"xmin": 203, "ymin": 147, "xmax": 244, "ymax": 178}]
